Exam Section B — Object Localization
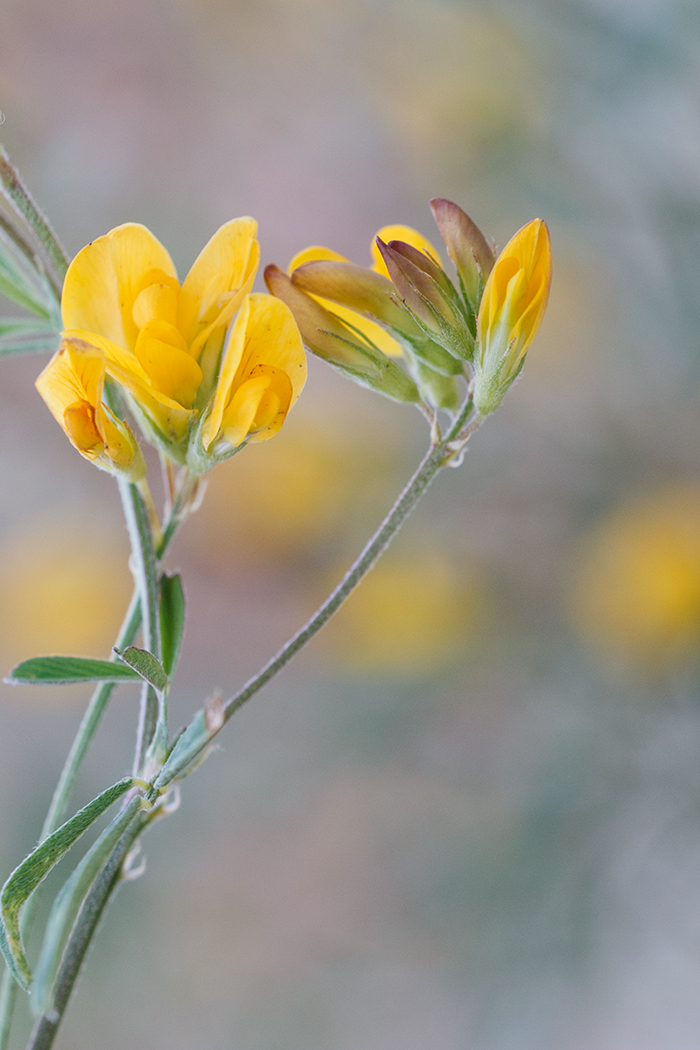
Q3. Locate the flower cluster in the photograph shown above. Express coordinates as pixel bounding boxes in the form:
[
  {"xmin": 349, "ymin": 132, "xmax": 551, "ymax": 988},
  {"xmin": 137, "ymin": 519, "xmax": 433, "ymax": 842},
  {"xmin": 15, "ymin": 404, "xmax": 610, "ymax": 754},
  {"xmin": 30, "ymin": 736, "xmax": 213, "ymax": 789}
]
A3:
[
  {"xmin": 36, "ymin": 220, "xmax": 307, "ymax": 478},
  {"xmin": 34, "ymin": 202, "xmax": 551, "ymax": 481},
  {"xmin": 265, "ymin": 200, "xmax": 551, "ymax": 416}
]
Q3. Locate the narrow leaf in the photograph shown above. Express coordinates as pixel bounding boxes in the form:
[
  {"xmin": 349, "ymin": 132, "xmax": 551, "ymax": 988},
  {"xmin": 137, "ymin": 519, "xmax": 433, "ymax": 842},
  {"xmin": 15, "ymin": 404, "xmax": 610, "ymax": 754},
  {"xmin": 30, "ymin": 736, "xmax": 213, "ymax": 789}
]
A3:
[
  {"xmin": 31, "ymin": 795, "xmax": 143, "ymax": 1016},
  {"xmin": 0, "ymin": 317, "xmax": 53, "ymax": 338},
  {"xmin": 0, "ymin": 270, "xmax": 49, "ymax": 318},
  {"xmin": 5, "ymin": 655, "xmax": 143, "ymax": 686},
  {"xmin": 0, "ymin": 778, "xmax": 133, "ymax": 989},
  {"xmin": 0, "ymin": 335, "xmax": 58, "ymax": 356},
  {"xmin": 154, "ymin": 695, "xmax": 224, "ymax": 791},
  {"xmin": 0, "ymin": 238, "xmax": 52, "ymax": 318},
  {"xmin": 159, "ymin": 574, "xmax": 186, "ymax": 677},
  {"xmin": 115, "ymin": 646, "xmax": 168, "ymax": 693}
]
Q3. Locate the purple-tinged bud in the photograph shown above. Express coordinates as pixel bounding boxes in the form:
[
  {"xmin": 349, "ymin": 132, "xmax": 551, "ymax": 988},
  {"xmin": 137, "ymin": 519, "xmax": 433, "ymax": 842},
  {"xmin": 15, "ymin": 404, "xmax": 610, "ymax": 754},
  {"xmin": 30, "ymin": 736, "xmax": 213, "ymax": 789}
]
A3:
[
  {"xmin": 376, "ymin": 238, "xmax": 474, "ymax": 360},
  {"xmin": 429, "ymin": 198, "xmax": 495, "ymax": 307},
  {"xmin": 291, "ymin": 260, "xmax": 422, "ymax": 341}
]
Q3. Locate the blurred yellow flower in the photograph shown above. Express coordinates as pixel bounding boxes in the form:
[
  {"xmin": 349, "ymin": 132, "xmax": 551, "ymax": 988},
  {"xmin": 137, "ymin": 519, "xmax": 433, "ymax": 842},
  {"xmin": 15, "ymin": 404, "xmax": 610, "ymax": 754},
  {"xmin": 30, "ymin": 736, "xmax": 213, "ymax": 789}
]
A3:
[
  {"xmin": 0, "ymin": 511, "xmax": 132, "ymax": 673},
  {"xmin": 61, "ymin": 221, "xmax": 306, "ymax": 461},
  {"xmin": 186, "ymin": 415, "xmax": 398, "ymax": 565},
  {"xmin": 321, "ymin": 551, "xmax": 488, "ymax": 675},
  {"xmin": 473, "ymin": 219, "xmax": 552, "ymax": 415},
  {"xmin": 569, "ymin": 484, "xmax": 700, "ymax": 674},
  {"xmin": 35, "ymin": 337, "xmax": 145, "ymax": 481}
]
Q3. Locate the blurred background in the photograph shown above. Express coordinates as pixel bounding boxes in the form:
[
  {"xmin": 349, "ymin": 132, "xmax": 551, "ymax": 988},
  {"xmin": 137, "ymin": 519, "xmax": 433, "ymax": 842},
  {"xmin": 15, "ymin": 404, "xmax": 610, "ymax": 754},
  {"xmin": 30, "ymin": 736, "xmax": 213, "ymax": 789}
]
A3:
[{"xmin": 2, "ymin": 0, "xmax": 700, "ymax": 1046}]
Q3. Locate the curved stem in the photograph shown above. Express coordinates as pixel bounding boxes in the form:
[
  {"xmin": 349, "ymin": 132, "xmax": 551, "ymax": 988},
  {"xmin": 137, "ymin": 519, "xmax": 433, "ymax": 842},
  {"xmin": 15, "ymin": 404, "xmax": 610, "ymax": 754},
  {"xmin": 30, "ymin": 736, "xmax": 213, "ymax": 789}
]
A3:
[
  {"xmin": 224, "ymin": 440, "xmax": 444, "ymax": 720},
  {"xmin": 223, "ymin": 399, "xmax": 481, "ymax": 723}
]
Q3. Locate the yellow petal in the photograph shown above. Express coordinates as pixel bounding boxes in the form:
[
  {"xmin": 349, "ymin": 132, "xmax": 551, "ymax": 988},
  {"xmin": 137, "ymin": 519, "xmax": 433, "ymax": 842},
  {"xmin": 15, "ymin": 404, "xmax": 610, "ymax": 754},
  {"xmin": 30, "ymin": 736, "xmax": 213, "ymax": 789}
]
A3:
[
  {"xmin": 63, "ymin": 402, "xmax": 103, "ymax": 454},
  {"xmin": 178, "ymin": 218, "xmax": 260, "ymax": 347},
  {"xmin": 202, "ymin": 293, "xmax": 306, "ymax": 451},
  {"xmin": 288, "ymin": 245, "xmax": 348, "ymax": 272},
  {"xmin": 35, "ymin": 339, "xmax": 104, "ymax": 429},
  {"xmin": 63, "ymin": 328, "xmax": 194, "ymax": 442},
  {"xmin": 135, "ymin": 333, "xmax": 203, "ymax": 409},
  {"xmin": 62, "ymin": 224, "xmax": 177, "ymax": 352},
  {"xmin": 35, "ymin": 338, "xmax": 145, "ymax": 478},
  {"xmin": 132, "ymin": 280, "xmax": 180, "ymax": 329},
  {"xmin": 371, "ymin": 224, "xmax": 443, "ymax": 277},
  {"xmin": 242, "ymin": 364, "xmax": 294, "ymax": 444},
  {"xmin": 327, "ymin": 301, "xmax": 404, "ymax": 358},
  {"xmin": 220, "ymin": 365, "xmax": 293, "ymax": 447}
]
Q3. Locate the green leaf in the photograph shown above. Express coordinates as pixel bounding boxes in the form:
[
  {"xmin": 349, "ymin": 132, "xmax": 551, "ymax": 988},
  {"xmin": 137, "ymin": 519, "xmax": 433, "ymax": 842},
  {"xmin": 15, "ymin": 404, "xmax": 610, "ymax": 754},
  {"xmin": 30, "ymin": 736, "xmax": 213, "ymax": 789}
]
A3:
[
  {"xmin": 115, "ymin": 646, "xmax": 168, "ymax": 693},
  {"xmin": 0, "ymin": 317, "xmax": 54, "ymax": 338},
  {"xmin": 159, "ymin": 573, "xmax": 185, "ymax": 677},
  {"xmin": 0, "ymin": 335, "xmax": 58, "ymax": 356},
  {"xmin": 31, "ymin": 795, "xmax": 143, "ymax": 1017},
  {"xmin": 0, "ymin": 239, "xmax": 51, "ymax": 319},
  {"xmin": 154, "ymin": 693, "xmax": 225, "ymax": 791},
  {"xmin": 0, "ymin": 778, "xmax": 133, "ymax": 989},
  {"xmin": 5, "ymin": 655, "xmax": 144, "ymax": 686}
]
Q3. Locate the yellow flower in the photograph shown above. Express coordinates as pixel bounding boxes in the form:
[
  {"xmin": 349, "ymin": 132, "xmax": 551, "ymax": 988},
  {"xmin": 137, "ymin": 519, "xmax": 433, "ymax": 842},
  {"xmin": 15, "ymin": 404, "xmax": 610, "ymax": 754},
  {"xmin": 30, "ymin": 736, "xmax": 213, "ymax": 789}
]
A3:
[
  {"xmin": 35, "ymin": 337, "xmax": 145, "ymax": 480},
  {"xmin": 199, "ymin": 293, "xmax": 307, "ymax": 454},
  {"xmin": 569, "ymin": 484, "xmax": 700, "ymax": 676},
  {"xmin": 473, "ymin": 218, "xmax": 552, "ymax": 414},
  {"xmin": 61, "ymin": 221, "xmax": 306, "ymax": 461}
]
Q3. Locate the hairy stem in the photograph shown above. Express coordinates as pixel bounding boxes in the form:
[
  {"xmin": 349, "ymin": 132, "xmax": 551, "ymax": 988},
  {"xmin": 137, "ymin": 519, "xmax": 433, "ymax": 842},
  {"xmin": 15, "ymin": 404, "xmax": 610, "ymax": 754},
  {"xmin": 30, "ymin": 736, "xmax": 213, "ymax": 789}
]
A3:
[
  {"xmin": 25, "ymin": 813, "xmax": 148, "ymax": 1050},
  {"xmin": 118, "ymin": 479, "xmax": 164, "ymax": 776},
  {"xmin": 223, "ymin": 400, "xmax": 480, "ymax": 722}
]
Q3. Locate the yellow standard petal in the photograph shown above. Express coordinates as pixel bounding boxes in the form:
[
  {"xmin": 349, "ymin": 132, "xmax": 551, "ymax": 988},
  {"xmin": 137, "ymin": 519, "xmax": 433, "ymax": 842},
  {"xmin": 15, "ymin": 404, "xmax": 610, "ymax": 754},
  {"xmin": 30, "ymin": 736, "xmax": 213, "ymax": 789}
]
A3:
[
  {"xmin": 202, "ymin": 293, "xmax": 306, "ymax": 452},
  {"xmin": 62, "ymin": 224, "xmax": 177, "ymax": 354},
  {"xmin": 178, "ymin": 217, "xmax": 260, "ymax": 351}
]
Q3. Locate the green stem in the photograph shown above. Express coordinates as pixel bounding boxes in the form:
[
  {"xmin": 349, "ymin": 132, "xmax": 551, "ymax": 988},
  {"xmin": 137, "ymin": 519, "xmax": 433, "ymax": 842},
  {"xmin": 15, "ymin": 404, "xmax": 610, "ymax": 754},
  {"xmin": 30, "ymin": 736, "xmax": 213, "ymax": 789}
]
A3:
[
  {"xmin": 0, "ymin": 494, "xmax": 183, "ymax": 1049},
  {"xmin": 223, "ymin": 400, "xmax": 480, "ymax": 723},
  {"xmin": 17, "ymin": 403, "xmax": 480, "ymax": 1047},
  {"xmin": 0, "ymin": 970, "xmax": 16, "ymax": 1050},
  {"xmin": 0, "ymin": 596, "xmax": 141, "ymax": 1050},
  {"xmin": 118, "ymin": 480, "xmax": 159, "ymax": 656},
  {"xmin": 0, "ymin": 149, "xmax": 69, "ymax": 285},
  {"xmin": 118, "ymin": 479, "xmax": 165, "ymax": 776},
  {"xmin": 25, "ymin": 811, "xmax": 148, "ymax": 1050},
  {"xmin": 42, "ymin": 594, "xmax": 142, "ymax": 840},
  {"xmin": 153, "ymin": 399, "xmax": 482, "ymax": 795}
]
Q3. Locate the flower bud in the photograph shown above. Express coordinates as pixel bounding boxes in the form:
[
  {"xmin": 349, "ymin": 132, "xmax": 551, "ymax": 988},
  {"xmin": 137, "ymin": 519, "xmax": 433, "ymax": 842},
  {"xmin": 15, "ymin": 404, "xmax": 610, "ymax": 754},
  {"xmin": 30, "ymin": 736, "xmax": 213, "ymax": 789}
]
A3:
[
  {"xmin": 375, "ymin": 237, "xmax": 474, "ymax": 359},
  {"xmin": 472, "ymin": 219, "xmax": 552, "ymax": 415},
  {"xmin": 265, "ymin": 264, "xmax": 420, "ymax": 404},
  {"xmin": 292, "ymin": 258, "xmax": 463, "ymax": 378},
  {"xmin": 429, "ymin": 198, "xmax": 495, "ymax": 309}
]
